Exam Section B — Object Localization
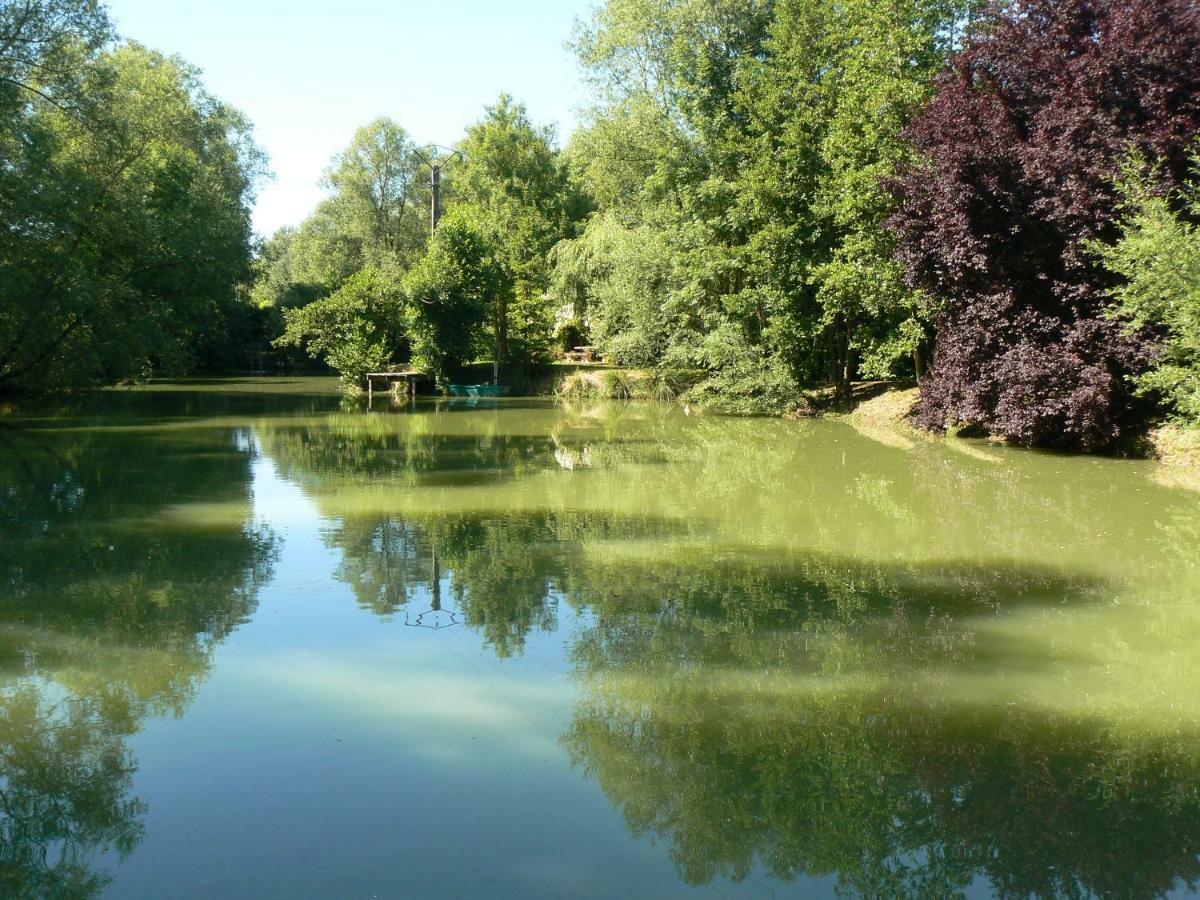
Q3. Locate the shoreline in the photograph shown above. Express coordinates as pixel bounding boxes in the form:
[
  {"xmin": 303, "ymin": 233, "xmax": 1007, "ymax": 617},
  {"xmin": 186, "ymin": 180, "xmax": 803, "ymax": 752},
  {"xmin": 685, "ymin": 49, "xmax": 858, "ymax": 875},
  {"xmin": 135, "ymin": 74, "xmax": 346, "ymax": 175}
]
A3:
[{"xmin": 829, "ymin": 384, "xmax": 1200, "ymax": 478}]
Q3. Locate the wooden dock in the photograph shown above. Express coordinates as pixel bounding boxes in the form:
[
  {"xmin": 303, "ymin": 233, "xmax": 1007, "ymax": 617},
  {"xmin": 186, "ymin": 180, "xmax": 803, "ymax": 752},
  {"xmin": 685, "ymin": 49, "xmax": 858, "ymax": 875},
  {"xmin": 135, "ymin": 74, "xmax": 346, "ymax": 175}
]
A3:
[{"xmin": 366, "ymin": 369, "xmax": 425, "ymax": 404}]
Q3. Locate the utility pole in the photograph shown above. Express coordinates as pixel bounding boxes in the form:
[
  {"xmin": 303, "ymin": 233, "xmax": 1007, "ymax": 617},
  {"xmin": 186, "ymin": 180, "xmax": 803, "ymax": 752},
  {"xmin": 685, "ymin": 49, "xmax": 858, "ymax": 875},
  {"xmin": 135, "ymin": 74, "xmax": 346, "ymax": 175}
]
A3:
[
  {"xmin": 430, "ymin": 163, "xmax": 442, "ymax": 235},
  {"xmin": 415, "ymin": 146, "xmax": 462, "ymax": 238}
]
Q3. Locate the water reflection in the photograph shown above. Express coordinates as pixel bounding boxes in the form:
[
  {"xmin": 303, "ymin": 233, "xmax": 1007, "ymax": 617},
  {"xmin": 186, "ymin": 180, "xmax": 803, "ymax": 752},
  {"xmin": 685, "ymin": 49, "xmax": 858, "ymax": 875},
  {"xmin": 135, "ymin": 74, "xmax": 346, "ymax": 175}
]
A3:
[
  {"xmin": 259, "ymin": 399, "xmax": 1200, "ymax": 897},
  {"xmin": 565, "ymin": 689, "xmax": 1200, "ymax": 898},
  {"xmin": 0, "ymin": 411, "xmax": 275, "ymax": 896},
  {"xmin": 3, "ymin": 386, "xmax": 1199, "ymax": 897}
]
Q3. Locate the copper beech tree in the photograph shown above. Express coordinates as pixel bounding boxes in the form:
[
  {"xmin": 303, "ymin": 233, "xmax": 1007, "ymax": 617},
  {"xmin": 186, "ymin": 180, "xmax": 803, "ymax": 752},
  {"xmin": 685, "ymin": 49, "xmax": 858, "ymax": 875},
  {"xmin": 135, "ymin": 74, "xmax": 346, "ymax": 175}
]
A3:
[{"xmin": 892, "ymin": 0, "xmax": 1200, "ymax": 450}]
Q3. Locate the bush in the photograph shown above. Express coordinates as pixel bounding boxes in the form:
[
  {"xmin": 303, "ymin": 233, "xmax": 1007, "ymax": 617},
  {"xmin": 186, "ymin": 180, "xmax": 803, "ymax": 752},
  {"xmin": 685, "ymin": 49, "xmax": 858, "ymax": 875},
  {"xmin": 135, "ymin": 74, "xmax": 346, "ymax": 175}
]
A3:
[
  {"xmin": 555, "ymin": 320, "xmax": 587, "ymax": 355},
  {"xmin": 687, "ymin": 359, "xmax": 800, "ymax": 417}
]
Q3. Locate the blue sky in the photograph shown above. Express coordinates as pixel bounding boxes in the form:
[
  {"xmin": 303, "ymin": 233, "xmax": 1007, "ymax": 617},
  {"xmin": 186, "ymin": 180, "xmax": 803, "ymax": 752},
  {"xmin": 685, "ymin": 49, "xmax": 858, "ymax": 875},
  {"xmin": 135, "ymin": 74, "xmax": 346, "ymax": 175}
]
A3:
[{"xmin": 105, "ymin": 0, "xmax": 595, "ymax": 237}]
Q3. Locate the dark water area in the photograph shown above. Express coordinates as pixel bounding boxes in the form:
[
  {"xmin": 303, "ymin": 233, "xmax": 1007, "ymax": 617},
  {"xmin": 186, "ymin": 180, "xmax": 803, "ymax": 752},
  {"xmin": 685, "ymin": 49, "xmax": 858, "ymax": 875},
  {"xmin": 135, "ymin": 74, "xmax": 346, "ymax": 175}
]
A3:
[{"xmin": 1, "ymin": 377, "xmax": 1198, "ymax": 898}]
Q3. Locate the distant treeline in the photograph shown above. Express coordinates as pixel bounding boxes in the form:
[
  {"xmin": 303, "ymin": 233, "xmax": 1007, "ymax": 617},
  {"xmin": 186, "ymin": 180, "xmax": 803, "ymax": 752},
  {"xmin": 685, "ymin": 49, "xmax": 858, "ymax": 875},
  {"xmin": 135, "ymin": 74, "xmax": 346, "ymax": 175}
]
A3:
[{"xmin": 3, "ymin": 0, "xmax": 1199, "ymax": 451}]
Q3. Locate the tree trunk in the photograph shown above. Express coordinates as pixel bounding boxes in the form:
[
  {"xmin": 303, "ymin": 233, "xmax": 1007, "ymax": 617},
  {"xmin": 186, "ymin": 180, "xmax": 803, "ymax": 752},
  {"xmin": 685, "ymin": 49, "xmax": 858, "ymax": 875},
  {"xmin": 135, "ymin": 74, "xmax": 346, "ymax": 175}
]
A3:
[
  {"xmin": 838, "ymin": 321, "xmax": 854, "ymax": 401},
  {"xmin": 495, "ymin": 292, "xmax": 508, "ymax": 384}
]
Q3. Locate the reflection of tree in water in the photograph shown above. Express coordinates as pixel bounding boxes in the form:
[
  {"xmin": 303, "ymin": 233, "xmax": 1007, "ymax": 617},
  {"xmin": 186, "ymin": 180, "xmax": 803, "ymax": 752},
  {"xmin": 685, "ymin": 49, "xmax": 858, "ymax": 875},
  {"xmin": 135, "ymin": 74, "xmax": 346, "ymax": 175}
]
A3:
[
  {"xmin": 260, "ymin": 402, "xmax": 1200, "ymax": 896},
  {"xmin": 555, "ymin": 548, "xmax": 1200, "ymax": 897},
  {"xmin": 329, "ymin": 510, "xmax": 684, "ymax": 657},
  {"xmin": 569, "ymin": 680, "xmax": 1200, "ymax": 897},
  {"xmin": 565, "ymin": 668, "xmax": 1200, "ymax": 898},
  {"xmin": 0, "ymin": 420, "xmax": 275, "ymax": 897},
  {"xmin": 0, "ymin": 686, "xmax": 145, "ymax": 899}
]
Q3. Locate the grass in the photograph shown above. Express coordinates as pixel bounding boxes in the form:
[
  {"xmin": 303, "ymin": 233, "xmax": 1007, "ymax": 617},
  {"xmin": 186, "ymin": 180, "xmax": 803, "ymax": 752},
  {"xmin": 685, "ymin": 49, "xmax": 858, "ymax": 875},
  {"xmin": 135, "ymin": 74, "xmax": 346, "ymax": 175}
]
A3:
[
  {"xmin": 838, "ymin": 386, "xmax": 921, "ymax": 430},
  {"xmin": 1149, "ymin": 423, "xmax": 1200, "ymax": 468}
]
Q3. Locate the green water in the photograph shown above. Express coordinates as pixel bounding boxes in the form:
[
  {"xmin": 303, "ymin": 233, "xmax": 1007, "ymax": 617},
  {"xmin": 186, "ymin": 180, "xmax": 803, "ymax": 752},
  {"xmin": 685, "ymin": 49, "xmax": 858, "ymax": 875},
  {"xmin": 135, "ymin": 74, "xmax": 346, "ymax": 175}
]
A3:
[{"xmin": 1, "ymin": 377, "xmax": 1199, "ymax": 898}]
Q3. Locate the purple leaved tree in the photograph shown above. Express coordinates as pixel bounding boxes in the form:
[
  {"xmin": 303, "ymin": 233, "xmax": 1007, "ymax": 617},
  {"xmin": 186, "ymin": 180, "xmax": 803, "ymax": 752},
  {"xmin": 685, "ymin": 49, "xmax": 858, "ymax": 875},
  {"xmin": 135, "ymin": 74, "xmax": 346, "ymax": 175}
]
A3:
[{"xmin": 891, "ymin": 0, "xmax": 1200, "ymax": 450}]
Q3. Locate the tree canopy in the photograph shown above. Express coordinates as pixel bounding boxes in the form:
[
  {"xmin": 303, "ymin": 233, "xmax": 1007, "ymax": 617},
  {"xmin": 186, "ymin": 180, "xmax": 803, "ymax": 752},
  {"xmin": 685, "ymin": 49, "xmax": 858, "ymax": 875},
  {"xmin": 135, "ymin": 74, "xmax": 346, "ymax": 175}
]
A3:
[
  {"xmin": 6, "ymin": 0, "xmax": 1200, "ymax": 449},
  {"xmin": 404, "ymin": 215, "xmax": 500, "ymax": 382},
  {"xmin": 550, "ymin": 0, "xmax": 972, "ymax": 411},
  {"xmin": 455, "ymin": 94, "xmax": 585, "ymax": 367},
  {"xmin": 0, "ymin": 5, "xmax": 264, "ymax": 393},
  {"xmin": 1095, "ymin": 154, "xmax": 1200, "ymax": 424}
]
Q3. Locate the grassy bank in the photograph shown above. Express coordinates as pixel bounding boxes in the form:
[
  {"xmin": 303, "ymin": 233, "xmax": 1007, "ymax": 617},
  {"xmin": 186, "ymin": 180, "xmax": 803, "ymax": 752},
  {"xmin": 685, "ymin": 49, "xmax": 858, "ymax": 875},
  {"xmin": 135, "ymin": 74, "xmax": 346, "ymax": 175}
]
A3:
[
  {"xmin": 548, "ymin": 365, "xmax": 702, "ymax": 403},
  {"xmin": 1148, "ymin": 427, "xmax": 1200, "ymax": 491}
]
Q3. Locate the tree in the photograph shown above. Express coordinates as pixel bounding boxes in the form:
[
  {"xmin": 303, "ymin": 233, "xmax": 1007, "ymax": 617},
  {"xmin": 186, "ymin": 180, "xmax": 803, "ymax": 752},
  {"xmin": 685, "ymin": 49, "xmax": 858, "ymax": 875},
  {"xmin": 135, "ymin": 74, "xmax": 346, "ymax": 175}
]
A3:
[
  {"xmin": 0, "ymin": 34, "xmax": 264, "ymax": 393},
  {"xmin": 1095, "ymin": 155, "xmax": 1200, "ymax": 424},
  {"xmin": 891, "ymin": 0, "xmax": 1200, "ymax": 450},
  {"xmin": 0, "ymin": 0, "xmax": 109, "ymax": 116},
  {"xmin": 456, "ymin": 95, "xmax": 581, "ymax": 368},
  {"xmin": 248, "ymin": 227, "xmax": 324, "ymax": 310},
  {"xmin": 321, "ymin": 117, "xmax": 429, "ymax": 269},
  {"xmin": 275, "ymin": 266, "xmax": 408, "ymax": 385},
  {"xmin": 404, "ymin": 216, "xmax": 499, "ymax": 382},
  {"xmin": 249, "ymin": 118, "xmax": 430, "ymax": 346},
  {"xmin": 561, "ymin": 0, "xmax": 967, "ymax": 410}
]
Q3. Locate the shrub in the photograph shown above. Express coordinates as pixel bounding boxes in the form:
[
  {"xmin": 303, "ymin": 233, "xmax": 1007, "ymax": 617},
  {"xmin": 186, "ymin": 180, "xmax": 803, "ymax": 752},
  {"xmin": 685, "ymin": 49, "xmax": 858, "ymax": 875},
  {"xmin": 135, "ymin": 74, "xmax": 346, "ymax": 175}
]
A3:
[
  {"xmin": 555, "ymin": 319, "xmax": 587, "ymax": 355},
  {"xmin": 687, "ymin": 359, "xmax": 800, "ymax": 417}
]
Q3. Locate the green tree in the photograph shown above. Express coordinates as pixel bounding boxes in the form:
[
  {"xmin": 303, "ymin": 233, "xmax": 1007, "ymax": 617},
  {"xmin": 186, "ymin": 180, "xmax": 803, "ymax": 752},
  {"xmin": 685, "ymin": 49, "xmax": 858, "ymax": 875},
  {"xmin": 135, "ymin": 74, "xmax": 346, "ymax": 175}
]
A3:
[
  {"xmin": 1095, "ymin": 157, "xmax": 1200, "ymax": 424},
  {"xmin": 0, "ymin": 34, "xmax": 263, "ymax": 393},
  {"xmin": 560, "ymin": 0, "xmax": 967, "ymax": 409},
  {"xmin": 275, "ymin": 266, "xmax": 408, "ymax": 385},
  {"xmin": 0, "ymin": 0, "xmax": 109, "ymax": 116},
  {"xmin": 456, "ymin": 94, "xmax": 582, "ymax": 368},
  {"xmin": 405, "ymin": 216, "xmax": 499, "ymax": 382},
  {"xmin": 250, "ymin": 118, "xmax": 429, "ymax": 330},
  {"xmin": 322, "ymin": 117, "xmax": 429, "ymax": 269},
  {"xmin": 248, "ymin": 227, "xmax": 325, "ymax": 310}
]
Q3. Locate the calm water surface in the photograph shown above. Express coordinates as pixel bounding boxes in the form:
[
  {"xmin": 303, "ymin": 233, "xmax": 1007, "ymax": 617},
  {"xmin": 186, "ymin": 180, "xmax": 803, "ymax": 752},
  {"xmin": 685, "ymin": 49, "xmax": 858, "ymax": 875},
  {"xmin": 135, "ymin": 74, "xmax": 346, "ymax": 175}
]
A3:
[{"xmin": 2, "ymin": 377, "xmax": 1199, "ymax": 898}]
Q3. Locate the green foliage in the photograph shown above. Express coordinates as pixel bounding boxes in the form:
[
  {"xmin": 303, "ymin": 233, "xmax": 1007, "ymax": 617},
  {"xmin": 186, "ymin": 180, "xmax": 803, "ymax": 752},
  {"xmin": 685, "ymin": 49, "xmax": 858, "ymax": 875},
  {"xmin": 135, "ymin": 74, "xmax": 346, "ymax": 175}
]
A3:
[
  {"xmin": 249, "ymin": 227, "xmax": 333, "ymax": 310},
  {"xmin": 686, "ymin": 337, "xmax": 802, "ymax": 416},
  {"xmin": 250, "ymin": 118, "xmax": 430, "ymax": 316},
  {"xmin": 275, "ymin": 267, "xmax": 408, "ymax": 385},
  {"xmin": 1097, "ymin": 157, "xmax": 1200, "ymax": 424},
  {"xmin": 321, "ymin": 118, "xmax": 429, "ymax": 269},
  {"xmin": 457, "ymin": 95, "xmax": 585, "ymax": 368},
  {"xmin": 601, "ymin": 369, "xmax": 635, "ymax": 400},
  {"xmin": 554, "ymin": 319, "xmax": 588, "ymax": 353},
  {"xmin": 404, "ymin": 217, "xmax": 499, "ymax": 382},
  {"xmin": 555, "ymin": 0, "xmax": 967, "ymax": 407},
  {"xmin": 256, "ymin": 99, "xmax": 585, "ymax": 387},
  {"xmin": 636, "ymin": 367, "xmax": 701, "ymax": 402},
  {"xmin": 550, "ymin": 212, "xmax": 676, "ymax": 368},
  {"xmin": 0, "ymin": 27, "xmax": 264, "ymax": 393},
  {"xmin": 555, "ymin": 371, "xmax": 597, "ymax": 400}
]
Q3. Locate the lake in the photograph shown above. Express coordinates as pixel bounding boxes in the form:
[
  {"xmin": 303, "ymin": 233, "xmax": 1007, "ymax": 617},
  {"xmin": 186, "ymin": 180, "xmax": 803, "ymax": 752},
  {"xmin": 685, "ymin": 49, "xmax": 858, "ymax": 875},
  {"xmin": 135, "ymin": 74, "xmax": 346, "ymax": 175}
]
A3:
[{"xmin": 1, "ymin": 377, "xmax": 1198, "ymax": 898}]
